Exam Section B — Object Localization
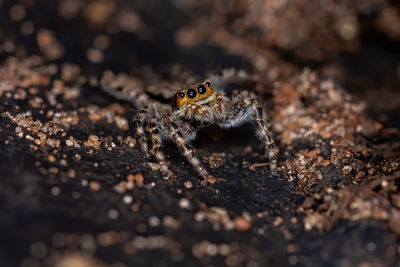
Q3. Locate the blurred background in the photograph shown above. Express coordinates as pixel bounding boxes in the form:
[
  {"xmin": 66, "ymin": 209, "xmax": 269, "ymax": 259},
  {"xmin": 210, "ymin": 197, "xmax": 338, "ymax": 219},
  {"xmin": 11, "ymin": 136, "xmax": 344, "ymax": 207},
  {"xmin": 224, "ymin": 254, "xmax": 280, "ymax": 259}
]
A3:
[
  {"xmin": 0, "ymin": 0, "xmax": 399, "ymax": 128},
  {"xmin": 1, "ymin": 1, "xmax": 400, "ymax": 266}
]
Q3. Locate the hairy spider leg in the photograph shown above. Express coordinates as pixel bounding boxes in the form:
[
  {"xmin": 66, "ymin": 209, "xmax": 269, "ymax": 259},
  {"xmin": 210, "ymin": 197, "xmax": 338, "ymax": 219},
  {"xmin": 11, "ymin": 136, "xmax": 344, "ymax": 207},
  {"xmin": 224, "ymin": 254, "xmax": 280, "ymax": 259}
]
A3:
[
  {"xmin": 135, "ymin": 104, "xmax": 151, "ymax": 157},
  {"xmin": 162, "ymin": 114, "xmax": 214, "ymax": 183},
  {"xmin": 210, "ymin": 91, "xmax": 226, "ymax": 119},
  {"xmin": 251, "ymin": 98, "xmax": 278, "ymax": 175},
  {"xmin": 148, "ymin": 116, "xmax": 173, "ymax": 177},
  {"xmin": 221, "ymin": 91, "xmax": 278, "ymax": 175}
]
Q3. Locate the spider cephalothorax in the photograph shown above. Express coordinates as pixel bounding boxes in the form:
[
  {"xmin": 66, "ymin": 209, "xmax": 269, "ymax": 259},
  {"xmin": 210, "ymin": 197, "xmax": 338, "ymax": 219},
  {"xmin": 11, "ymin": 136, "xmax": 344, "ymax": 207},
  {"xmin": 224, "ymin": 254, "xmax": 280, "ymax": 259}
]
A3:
[
  {"xmin": 172, "ymin": 81, "xmax": 225, "ymax": 123},
  {"xmin": 174, "ymin": 81, "xmax": 213, "ymax": 108},
  {"xmin": 135, "ymin": 81, "xmax": 277, "ymax": 183}
]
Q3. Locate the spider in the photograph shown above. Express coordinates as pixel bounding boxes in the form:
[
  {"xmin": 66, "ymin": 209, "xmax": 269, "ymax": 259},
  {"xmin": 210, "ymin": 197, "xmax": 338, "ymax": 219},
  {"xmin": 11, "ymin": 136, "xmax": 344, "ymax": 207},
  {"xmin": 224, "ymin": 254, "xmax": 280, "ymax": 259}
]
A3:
[{"xmin": 135, "ymin": 81, "xmax": 278, "ymax": 183}]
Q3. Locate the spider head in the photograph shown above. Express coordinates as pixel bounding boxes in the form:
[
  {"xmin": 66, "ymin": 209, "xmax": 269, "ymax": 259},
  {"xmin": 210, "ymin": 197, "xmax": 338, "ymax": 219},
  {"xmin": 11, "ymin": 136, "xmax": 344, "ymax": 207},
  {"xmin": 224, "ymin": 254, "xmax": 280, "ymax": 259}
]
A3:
[{"xmin": 174, "ymin": 81, "xmax": 213, "ymax": 108}]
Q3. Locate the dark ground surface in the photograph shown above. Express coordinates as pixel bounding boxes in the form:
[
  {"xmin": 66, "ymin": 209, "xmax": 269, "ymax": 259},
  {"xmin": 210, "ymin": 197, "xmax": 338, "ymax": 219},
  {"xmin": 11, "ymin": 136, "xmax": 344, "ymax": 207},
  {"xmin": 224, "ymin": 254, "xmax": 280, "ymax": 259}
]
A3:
[{"xmin": 1, "ymin": 1, "xmax": 400, "ymax": 267}]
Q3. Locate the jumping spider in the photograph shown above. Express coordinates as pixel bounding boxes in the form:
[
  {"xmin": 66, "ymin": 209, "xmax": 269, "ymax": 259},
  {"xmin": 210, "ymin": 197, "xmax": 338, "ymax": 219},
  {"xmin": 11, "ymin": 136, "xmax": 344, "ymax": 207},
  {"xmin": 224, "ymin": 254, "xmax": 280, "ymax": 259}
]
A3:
[{"xmin": 135, "ymin": 81, "xmax": 277, "ymax": 183}]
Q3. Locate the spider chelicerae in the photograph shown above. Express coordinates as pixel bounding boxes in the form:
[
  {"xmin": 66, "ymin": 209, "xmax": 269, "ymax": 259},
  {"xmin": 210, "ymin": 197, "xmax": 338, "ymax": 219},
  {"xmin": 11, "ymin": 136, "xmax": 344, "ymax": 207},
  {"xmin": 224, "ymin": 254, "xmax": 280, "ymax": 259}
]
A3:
[{"xmin": 134, "ymin": 80, "xmax": 278, "ymax": 183}]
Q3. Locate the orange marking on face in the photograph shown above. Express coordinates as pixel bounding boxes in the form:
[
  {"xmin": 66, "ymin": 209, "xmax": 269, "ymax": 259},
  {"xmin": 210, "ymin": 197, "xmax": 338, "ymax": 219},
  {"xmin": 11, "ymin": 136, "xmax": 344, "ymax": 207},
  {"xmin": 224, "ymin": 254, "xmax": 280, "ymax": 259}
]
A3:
[{"xmin": 174, "ymin": 81, "xmax": 213, "ymax": 108}]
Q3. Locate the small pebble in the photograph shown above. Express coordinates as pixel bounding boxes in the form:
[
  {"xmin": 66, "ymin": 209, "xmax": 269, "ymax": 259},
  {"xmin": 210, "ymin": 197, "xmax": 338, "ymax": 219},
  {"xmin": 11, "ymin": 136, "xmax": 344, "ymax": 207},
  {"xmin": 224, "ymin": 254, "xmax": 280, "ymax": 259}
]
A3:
[
  {"xmin": 179, "ymin": 198, "xmax": 190, "ymax": 209},
  {"xmin": 148, "ymin": 216, "xmax": 160, "ymax": 227},
  {"xmin": 48, "ymin": 154, "xmax": 56, "ymax": 163},
  {"xmin": 184, "ymin": 181, "xmax": 193, "ymax": 189},
  {"xmin": 89, "ymin": 181, "xmax": 101, "ymax": 191},
  {"xmin": 107, "ymin": 209, "xmax": 119, "ymax": 220},
  {"xmin": 205, "ymin": 243, "xmax": 218, "ymax": 256},
  {"xmin": 51, "ymin": 186, "xmax": 60, "ymax": 196},
  {"xmin": 273, "ymin": 216, "xmax": 284, "ymax": 226},
  {"xmin": 123, "ymin": 195, "xmax": 133, "ymax": 204},
  {"xmin": 233, "ymin": 216, "xmax": 251, "ymax": 231},
  {"xmin": 218, "ymin": 244, "xmax": 230, "ymax": 256}
]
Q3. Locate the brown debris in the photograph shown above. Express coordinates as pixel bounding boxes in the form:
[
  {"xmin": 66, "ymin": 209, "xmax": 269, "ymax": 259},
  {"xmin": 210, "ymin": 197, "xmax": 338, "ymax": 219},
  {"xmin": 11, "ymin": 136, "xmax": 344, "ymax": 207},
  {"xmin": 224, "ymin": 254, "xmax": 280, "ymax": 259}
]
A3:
[
  {"xmin": 84, "ymin": 135, "xmax": 101, "ymax": 148},
  {"xmin": 233, "ymin": 216, "xmax": 252, "ymax": 232},
  {"xmin": 37, "ymin": 29, "xmax": 65, "ymax": 60},
  {"xmin": 206, "ymin": 153, "xmax": 226, "ymax": 169},
  {"xmin": 54, "ymin": 252, "xmax": 107, "ymax": 267},
  {"xmin": 302, "ymin": 171, "xmax": 400, "ymax": 232},
  {"xmin": 89, "ymin": 181, "xmax": 101, "ymax": 191}
]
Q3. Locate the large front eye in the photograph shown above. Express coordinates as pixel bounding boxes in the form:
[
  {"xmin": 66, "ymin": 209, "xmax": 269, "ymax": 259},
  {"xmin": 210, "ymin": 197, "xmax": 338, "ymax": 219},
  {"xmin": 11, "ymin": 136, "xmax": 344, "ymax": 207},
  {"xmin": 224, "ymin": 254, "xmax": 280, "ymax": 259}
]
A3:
[
  {"xmin": 197, "ymin": 85, "xmax": 206, "ymax": 94},
  {"xmin": 187, "ymin": 88, "xmax": 197, "ymax": 98}
]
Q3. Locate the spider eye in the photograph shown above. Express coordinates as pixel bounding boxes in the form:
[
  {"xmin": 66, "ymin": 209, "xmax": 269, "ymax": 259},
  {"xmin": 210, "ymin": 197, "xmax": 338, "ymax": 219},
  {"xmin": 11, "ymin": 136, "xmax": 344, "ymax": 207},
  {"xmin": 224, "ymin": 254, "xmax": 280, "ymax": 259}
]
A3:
[
  {"xmin": 179, "ymin": 92, "xmax": 185, "ymax": 98},
  {"xmin": 205, "ymin": 81, "xmax": 211, "ymax": 87},
  {"xmin": 187, "ymin": 88, "xmax": 197, "ymax": 98},
  {"xmin": 197, "ymin": 85, "xmax": 206, "ymax": 94}
]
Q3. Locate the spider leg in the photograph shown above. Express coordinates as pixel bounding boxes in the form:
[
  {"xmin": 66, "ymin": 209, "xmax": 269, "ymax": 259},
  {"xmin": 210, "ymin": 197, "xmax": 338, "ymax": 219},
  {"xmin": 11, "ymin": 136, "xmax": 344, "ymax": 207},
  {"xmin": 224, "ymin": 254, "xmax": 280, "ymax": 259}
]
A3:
[
  {"xmin": 221, "ymin": 91, "xmax": 278, "ymax": 175},
  {"xmin": 134, "ymin": 104, "xmax": 151, "ymax": 157},
  {"xmin": 162, "ymin": 114, "xmax": 215, "ymax": 183},
  {"xmin": 148, "ymin": 116, "xmax": 173, "ymax": 178},
  {"xmin": 251, "ymin": 99, "xmax": 278, "ymax": 175},
  {"xmin": 210, "ymin": 91, "xmax": 226, "ymax": 120}
]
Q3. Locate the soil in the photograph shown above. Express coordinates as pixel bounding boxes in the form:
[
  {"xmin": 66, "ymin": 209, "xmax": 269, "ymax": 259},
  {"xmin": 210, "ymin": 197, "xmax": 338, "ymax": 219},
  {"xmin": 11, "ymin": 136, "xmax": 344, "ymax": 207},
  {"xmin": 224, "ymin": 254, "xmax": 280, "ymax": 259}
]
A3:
[{"xmin": 1, "ymin": 1, "xmax": 400, "ymax": 266}]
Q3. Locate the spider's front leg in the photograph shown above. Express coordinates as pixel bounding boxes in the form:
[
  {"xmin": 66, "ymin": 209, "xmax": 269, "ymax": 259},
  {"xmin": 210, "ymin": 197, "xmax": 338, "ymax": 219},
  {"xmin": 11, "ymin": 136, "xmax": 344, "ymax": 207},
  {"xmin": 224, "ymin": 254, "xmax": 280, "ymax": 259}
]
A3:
[
  {"xmin": 147, "ymin": 116, "xmax": 174, "ymax": 178},
  {"xmin": 162, "ymin": 114, "xmax": 216, "ymax": 183}
]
